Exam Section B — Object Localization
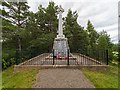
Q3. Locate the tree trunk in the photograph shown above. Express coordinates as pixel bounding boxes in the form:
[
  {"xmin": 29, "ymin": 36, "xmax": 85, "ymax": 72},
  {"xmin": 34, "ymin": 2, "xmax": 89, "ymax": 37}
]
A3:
[
  {"xmin": 18, "ymin": 36, "xmax": 22, "ymax": 52},
  {"xmin": 15, "ymin": 35, "xmax": 22, "ymax": 64}
]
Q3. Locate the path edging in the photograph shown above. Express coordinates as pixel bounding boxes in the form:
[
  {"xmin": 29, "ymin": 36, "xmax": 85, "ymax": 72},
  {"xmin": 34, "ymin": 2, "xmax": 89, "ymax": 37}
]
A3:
[{"xmin": 14, "ymin": 65, "xmax": 109, "ymax": 72}]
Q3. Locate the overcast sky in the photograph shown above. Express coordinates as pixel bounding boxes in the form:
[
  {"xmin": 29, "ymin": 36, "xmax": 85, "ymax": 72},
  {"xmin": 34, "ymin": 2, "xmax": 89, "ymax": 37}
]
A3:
[{"xmin": 27, "ymin": 0, "xmax": 119, "ymax": 43}]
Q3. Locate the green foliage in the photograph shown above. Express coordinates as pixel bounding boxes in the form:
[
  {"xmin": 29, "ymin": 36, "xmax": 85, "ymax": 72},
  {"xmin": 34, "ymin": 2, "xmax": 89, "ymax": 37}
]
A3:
[
  {"xmin": 97, "ymin": 30, "xmax": 113, "ymax": 61},
  {"xmin": 64, "ymin": 9, "xmax": 88, "ymax": 53},
  {"xmin": 98, "ymin": 30, "xmax": 112, "ymax": 49},
  {"xmin": 2, "ymin": 49, "xmax": 16, "ymax": 70},
  {"xmin": 112, "ymin": 52, "xmax": 118, "ymax": 62},
  {"xmin": 45, "ymin": 2, "xmax": 58, "ymax": 33},
  {"xmin": 2, "ymin": 59, "xmax": 7, "ymax": 69},
  {"xmin": 2, "ymin": 1, "xmax": 30, "ymax": 69},
  {"xmin": 2, "ymin": 1, "xmax": 29, "ymax": 27},
  {"xmin": 112, "ymin": 44, "xmax": 118, "ymax": 52},
  {"xmin": 86, "ymin": 20, "xmax": 99, "ymax": 48}
]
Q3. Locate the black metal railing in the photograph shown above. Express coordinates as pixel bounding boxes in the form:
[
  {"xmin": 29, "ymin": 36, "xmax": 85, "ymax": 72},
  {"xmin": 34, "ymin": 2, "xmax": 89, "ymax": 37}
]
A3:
[
  {"xmin": 67, "ymin": 49, "xmax": 69, "ymax": 65},
  {"xmin": 15, "ymin": 49, "xmax": 109, "ymax": 65}
]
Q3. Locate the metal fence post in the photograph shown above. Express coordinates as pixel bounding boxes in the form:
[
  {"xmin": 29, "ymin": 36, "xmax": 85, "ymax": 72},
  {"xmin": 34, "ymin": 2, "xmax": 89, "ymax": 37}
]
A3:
[
  {"xmin": 106, "ymin": 49, "xmax": 108, "ymax": 65},
  {"xmin": 53, "ymin": 49, "xmax": 54, "ymax": 65},
  {"xmin": 67, "ymin": 49, "xmax": 69, "ymax": 65}
]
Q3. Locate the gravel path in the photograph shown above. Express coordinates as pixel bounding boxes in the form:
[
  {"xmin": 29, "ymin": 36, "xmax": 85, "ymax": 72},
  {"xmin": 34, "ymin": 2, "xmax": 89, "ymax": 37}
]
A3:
[{"xmin": 33, "ymin": 69, "xmax": 95, "ymax": 88}]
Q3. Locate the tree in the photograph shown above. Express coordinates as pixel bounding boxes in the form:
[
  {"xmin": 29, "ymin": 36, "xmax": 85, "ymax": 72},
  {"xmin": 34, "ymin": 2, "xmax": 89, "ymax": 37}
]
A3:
[
  {"xmin": 98, "ymin": 30, "xmax": 113, "ymax": 61},
  {"xmin": 2, "ymin": 1, "xmax": 29, "ymax": 52},
  {"xmin": 86, "ymin": 20, "xmax": 99, "ymax": 50},
  {"xmin": 25, "ymin": 2, "xmax": 58, "ymax": 56},
  {"xmin": 98, "ymin": 30, "xmax": 112, "ymax": 50},
  {"xmin": 98, "ymin": 35, "xmax": 108, "ymax": 50},
  {"xmin": 45, "ymin": 2, "xmax": 58, "ymax": 33},
  {"xmin": 2, "ymin": 1, "xmax": 30, "ymax": 68},
  {"xmin": 64, "ymin": 9, "xmax": 88, "ymax": 53}
]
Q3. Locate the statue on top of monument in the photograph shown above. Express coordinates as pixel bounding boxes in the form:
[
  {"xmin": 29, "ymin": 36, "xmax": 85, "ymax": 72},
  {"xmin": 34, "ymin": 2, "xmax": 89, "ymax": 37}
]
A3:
[
  {"xmin": 57, "ymin": 5, "xmax": 65, "ymax": 38},
  {"xmin": 53, "ymin": 5, "xmax": 70, "ymax": 58},
  {"xmin": 57, "ymin": 5, "xmax": 64, "ymax": 13}
]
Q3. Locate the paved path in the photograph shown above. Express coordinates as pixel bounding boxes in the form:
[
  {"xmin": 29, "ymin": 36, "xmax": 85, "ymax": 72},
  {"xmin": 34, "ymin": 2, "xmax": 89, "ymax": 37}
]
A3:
[{"xmin": 33, "ymin": 69, "xmax": 95, "ymax": 88}]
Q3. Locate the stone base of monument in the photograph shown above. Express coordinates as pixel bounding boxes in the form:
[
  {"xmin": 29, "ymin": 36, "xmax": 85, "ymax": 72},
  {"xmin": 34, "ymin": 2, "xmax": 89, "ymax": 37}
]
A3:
[{"xmin": 53, "ymin": 37, "xmax": 70, "ymax": 58}]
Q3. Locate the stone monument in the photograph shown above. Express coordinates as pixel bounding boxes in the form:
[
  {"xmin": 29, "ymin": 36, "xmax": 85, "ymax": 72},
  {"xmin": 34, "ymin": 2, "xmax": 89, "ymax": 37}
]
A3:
[{"xmin": 53, "ymin": 5, "xmax": 70, "ymax": 58}]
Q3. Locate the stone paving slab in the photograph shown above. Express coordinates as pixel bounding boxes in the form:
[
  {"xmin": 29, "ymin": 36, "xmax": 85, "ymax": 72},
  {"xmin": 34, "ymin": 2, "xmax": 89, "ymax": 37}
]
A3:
[{"xmin": 33, "ymin": 68, "xmax": 95, "ymax": 88}]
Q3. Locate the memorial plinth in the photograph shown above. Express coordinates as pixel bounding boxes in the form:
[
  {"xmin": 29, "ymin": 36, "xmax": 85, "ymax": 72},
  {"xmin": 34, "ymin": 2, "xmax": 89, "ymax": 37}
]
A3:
[
  {"xmin": 53, "ymin": 37, "xmax": 69, "ymax": 58},
  {"xmin": 52, "ymin": 5, "xmax": 69, "ymax": 58},
  {"xmin": 45, "ymin": 5, "xmax": 77, "ymax": 60}
]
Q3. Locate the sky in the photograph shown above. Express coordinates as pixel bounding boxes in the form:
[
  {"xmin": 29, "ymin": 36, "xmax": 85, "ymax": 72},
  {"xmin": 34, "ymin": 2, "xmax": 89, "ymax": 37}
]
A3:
[{"xmin": 27, "ymin": 0, "xmax": 119, "ymax": 44}]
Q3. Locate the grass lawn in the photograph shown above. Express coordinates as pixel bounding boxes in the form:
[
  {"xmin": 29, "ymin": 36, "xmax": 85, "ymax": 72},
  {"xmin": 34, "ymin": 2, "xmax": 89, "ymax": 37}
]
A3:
[
  {"xmin": 0, "ymin": 72, "xmax": 2, "ymax": 89},
  {"xmin": 2, "ymin": 66, "xmax": 39, "ymax": 88},
  {"xmin": 82, "ymin": 64, "xmax": 118, "ymax": 88}
]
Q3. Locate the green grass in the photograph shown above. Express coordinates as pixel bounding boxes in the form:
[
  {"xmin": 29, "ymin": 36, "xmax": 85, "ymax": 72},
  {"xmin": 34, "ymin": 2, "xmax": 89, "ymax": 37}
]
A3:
[
  {"xmin": 2, "ymin": 66, "xmax": 39, "ymax": 88},
  {"xmin": 82, "ymin": 64, "xmax": 118, "ymax": 88},
  {"xmin": 0, "ymin": 71, "xmax": 2, "ymax": 90}
]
